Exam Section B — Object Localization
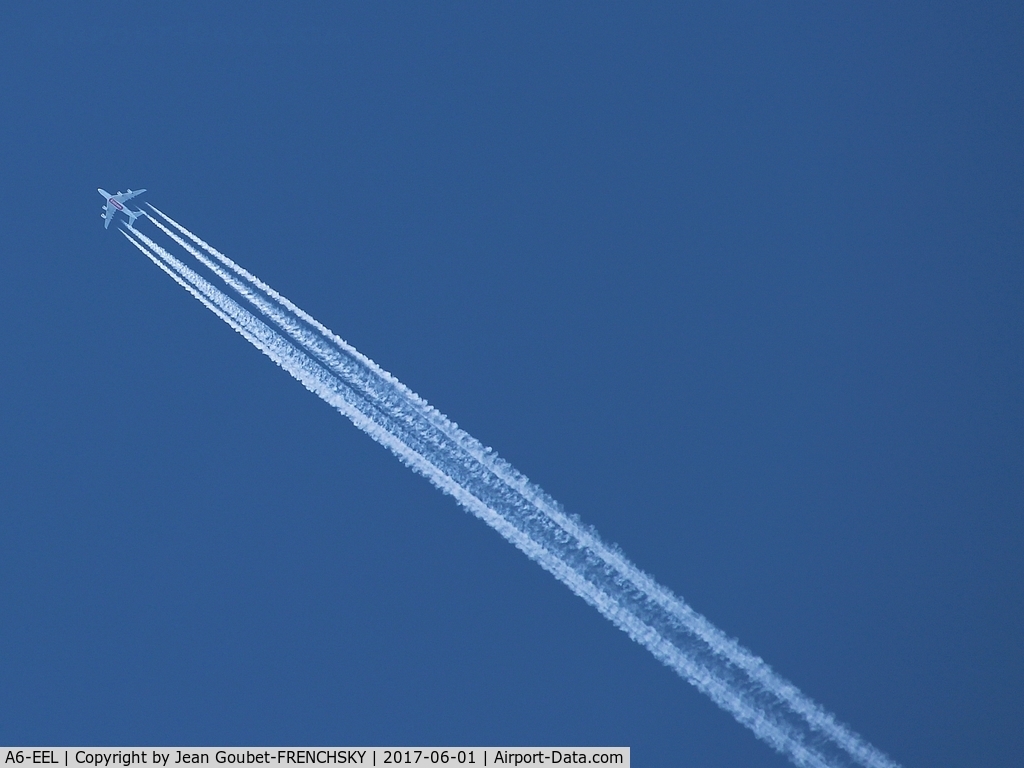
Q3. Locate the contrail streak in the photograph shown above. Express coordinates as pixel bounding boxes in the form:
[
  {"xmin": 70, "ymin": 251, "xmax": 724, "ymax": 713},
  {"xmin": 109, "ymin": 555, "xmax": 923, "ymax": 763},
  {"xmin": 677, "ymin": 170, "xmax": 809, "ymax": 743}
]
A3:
[
  {"xmin": 127, "ymin": 210, "xmax": 900, "ymax": 768},
  {"xmin": 120, "ymin": 229, "xmax": 262, "ymax": 349}
]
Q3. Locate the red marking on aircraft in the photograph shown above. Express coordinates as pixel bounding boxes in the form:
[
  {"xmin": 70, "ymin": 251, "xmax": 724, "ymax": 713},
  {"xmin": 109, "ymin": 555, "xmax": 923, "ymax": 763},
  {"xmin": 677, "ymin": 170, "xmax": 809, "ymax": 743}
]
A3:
[{"xmin": 109, "ymin": 198, "xmax": 124, "ymax": 210}]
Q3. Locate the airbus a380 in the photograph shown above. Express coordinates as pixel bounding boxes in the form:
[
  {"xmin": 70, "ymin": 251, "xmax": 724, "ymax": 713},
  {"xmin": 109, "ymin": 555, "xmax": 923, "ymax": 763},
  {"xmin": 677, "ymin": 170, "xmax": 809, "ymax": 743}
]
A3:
[{"xmin": 98, "ymin": 188, "xmax": 146, "ymax": 229}]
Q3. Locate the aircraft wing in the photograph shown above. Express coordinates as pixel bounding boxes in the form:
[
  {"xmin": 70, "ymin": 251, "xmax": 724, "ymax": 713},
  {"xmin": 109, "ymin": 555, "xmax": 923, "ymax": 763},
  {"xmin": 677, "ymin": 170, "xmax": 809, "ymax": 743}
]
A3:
[
  {"xmin": 119, "ymin": 188, "xmax": 146, "ymax": 202},
  {"xmin": 103, "ymin": 204, "xmax": 115, "ymax": 229}
]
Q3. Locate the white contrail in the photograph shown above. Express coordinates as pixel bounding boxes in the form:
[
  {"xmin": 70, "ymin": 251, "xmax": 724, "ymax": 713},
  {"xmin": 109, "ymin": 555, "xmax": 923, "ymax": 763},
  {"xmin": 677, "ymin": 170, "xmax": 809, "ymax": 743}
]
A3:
[
  {"xmin": 128, "ymin": 211, "xmax": 900, "ymax": 768},
  {"xmin": 121, "ymin": 228, "xmax": 266, "ymax": 352},
  {"xmin": 123, "ymin": 225, "xmax": 814, "ymax": 761}
]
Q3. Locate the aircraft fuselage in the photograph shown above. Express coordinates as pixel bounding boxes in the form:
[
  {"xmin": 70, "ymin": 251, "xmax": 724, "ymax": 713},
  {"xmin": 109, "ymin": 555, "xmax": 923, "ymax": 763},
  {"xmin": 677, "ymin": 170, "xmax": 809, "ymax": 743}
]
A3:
[{"xmin": 98, "ymin": 189, "xmax": 126, "ymax": 208}]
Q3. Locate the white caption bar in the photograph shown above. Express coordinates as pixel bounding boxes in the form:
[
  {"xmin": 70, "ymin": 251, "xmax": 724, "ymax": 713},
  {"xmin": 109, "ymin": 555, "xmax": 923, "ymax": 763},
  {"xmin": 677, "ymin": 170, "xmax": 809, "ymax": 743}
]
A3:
[{"xmin": 2, "ymin": 749, "xmax": 628, "ymax": 768}]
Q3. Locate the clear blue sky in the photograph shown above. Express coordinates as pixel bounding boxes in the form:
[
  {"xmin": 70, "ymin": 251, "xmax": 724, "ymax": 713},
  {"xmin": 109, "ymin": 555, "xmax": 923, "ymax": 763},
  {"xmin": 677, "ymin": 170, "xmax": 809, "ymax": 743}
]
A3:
[{"xmin": 1, "ymin": 5, "xmax": 1021, "ymax": 766}]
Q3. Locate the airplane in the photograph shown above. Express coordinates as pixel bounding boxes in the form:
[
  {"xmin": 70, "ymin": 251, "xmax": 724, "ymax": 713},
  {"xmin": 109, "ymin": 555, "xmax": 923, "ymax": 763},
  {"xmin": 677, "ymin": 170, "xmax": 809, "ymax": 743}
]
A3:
[{"xmin": 98, "ymin": 188, "xmax": 146, "ymax": 229}]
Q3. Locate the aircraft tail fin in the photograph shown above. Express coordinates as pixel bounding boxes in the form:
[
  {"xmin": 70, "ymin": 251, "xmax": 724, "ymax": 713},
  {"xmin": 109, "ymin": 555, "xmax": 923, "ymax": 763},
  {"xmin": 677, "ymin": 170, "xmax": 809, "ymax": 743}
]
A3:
[{"xmin": 125, "ymin": 209, "xmax": 145, "ymax": 229}]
